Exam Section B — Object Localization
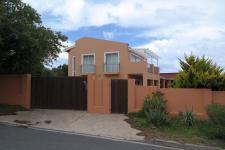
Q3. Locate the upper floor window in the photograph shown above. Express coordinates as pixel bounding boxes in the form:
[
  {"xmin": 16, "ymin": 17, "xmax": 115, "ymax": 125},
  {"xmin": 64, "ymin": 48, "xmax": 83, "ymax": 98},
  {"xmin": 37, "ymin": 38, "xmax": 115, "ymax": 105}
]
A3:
[
  {"xmin": 130, "ymin": 53, "xmax": 142, "ymax": 62},
  {"xmin": 81, "ymin": 53, "xmax": 95, "ymax": 73},
  {"xmin": 104, "ymin": 52, "xmax": 119, "ymax": 72}
]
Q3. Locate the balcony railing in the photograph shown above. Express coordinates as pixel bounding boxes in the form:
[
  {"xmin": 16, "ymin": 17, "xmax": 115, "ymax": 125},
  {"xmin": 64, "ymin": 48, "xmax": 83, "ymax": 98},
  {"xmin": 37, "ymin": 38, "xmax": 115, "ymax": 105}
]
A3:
[
  {"xmin": 147, "ymin": 64, "xmax": 159, "ymax": 74},
  {"xmin": 80, "ymin": 64, "xmax": 95, "ymax": 74},
  {"xmin": 104, "ymin": 63, "xmax": 120, "ymax": 73}
]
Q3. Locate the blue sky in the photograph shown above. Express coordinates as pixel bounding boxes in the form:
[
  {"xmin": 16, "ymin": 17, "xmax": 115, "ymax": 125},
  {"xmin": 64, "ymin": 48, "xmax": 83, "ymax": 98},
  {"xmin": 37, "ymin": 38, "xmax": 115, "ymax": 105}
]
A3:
[{"xmin": 23, "ymin": 0, "xmax": 225, "ymax": 72}]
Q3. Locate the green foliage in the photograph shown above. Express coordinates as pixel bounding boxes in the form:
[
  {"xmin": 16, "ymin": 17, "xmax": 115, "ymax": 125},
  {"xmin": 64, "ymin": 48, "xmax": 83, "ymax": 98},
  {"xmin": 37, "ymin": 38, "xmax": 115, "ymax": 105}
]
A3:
[
  {"xmin": 142, "ymin": 91, "xmax": 169, "ymax": 126},
  {"xmin": 40, "ymin": 64, "xmax": 68, "ymax": 76},
  {"xmin": 172, "ymin": 54, "xmax": 225, "ymax": 90},
  {"xmin": 204, "ymin": 104, "xmax": 225, "ymax": 140},
  {"xmin": 0, "ymin": 104, "xmax": 27, "ymax": 113},
  {"xmin": 203, "ymin": 124, "xmax": 225, "ymax": 140},
  {"xmin": 0, "ymin": 0, "xmax": 67, "ymax": 74},
  {"xmin": 180, "ymin": 109, "xmax": 196, "ymax": 127},
  {"xmin": 206, "ymin": 104, "xmax": 225, "ymax": 126}
]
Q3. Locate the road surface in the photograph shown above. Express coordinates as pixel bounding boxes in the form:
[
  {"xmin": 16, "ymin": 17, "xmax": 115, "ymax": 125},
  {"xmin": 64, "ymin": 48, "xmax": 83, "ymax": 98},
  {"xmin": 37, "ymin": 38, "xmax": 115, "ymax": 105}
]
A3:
[{"xmin": 0, "ymin": 124, "xmax": 183, "ymax": 150}]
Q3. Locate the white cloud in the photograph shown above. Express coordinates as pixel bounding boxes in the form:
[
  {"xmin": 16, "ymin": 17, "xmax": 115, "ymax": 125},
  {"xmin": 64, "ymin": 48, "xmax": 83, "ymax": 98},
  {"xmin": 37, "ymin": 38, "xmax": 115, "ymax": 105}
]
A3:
[
  {"xmin": 102, "ymin": 31, "xmax": 114, "ymax": 39},
  {"xmin": 22, "ymin": 0, "xmax": 225, "ymax": 71}
]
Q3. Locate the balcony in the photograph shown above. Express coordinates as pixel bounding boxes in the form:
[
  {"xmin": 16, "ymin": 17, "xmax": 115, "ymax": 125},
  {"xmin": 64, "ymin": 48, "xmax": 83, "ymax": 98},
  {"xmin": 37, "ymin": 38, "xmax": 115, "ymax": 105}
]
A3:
[
  {"xmin": 147, "ymin": 64, "xmax": 159, "ymax": 74},
  {"xmin": 80, "ymin": 64, "xmax": 96, "ymax": 74},
  {"xmin": 104, "ymin": 63, "xmax": 120, "ymax": 74}
]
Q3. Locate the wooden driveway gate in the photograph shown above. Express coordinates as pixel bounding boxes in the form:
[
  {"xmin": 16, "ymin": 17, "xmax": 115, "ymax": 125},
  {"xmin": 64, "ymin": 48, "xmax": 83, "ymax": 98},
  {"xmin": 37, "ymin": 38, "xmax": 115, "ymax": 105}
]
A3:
[
  {"xmin": 31, "ymin": 76, "xmax": 87, "ymax": 110},
  {"xmin": 111, "ymin": 79, "xmax": 128, "ymax": 114}
]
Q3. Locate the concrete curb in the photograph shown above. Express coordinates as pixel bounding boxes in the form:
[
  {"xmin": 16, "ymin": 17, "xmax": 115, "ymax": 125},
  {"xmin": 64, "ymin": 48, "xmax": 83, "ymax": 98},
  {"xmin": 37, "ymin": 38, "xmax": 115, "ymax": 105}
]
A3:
[{"xmin": 147, "ymin": 139, "xmax": 224, "ymax": 150}]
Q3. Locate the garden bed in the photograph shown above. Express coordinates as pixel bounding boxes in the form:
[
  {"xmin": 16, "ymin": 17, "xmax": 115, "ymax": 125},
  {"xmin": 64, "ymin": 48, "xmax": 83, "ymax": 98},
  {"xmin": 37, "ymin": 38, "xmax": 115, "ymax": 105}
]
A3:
[{"xmin": 126, "ymin": 113, "xmax": 225, "ymax": 148}]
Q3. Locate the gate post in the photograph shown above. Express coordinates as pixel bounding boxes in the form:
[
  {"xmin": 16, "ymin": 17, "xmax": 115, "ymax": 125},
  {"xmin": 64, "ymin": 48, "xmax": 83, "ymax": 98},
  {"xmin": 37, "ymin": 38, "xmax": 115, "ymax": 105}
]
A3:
[
  {"xmin": 128, "ymin": 79, "xmax": 136, "ymax": 113},
  {"xmin": 21, "ymin": 74, "xmax": 31, "ymax": 109},
  {"xmin": 87, "ymin": 75, "xmax": 111, "ymax": 114}
]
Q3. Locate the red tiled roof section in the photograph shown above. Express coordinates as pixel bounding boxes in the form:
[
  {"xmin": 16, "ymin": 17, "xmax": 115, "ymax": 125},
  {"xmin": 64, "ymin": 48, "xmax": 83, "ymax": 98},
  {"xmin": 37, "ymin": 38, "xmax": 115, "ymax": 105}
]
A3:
[{"xmin": 160, "ymin": 73, "xmax": 178, "ymax": 79}]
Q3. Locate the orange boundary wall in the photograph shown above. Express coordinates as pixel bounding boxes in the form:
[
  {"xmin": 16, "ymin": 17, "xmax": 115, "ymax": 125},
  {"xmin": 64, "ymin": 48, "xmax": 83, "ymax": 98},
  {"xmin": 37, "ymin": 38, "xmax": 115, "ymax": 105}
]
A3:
[
  {"xmin": 128, "ymin": 79, "xmax": 225, "ymax": 119},
  {"xmin": 0, "ymin": 74, "xmax": 31, "ymax": 109},
  {"xmin": 0, "ymin": 75, "xmax": 224, "ymax": 116}
]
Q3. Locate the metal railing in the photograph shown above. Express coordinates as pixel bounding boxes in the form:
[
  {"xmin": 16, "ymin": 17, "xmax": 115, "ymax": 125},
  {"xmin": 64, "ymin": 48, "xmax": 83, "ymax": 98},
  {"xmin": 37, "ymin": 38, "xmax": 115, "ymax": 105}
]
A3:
[
  {"xmin": 147, "ymin": 64, "xmax": 159, "ymax": 74},
  {"xmin": 80, "ymin": 64, "xmax": 96, "ymax": 73},
  {"xmin": 104, "ymin": 63, "xmax": 120, "ymax": 73}
]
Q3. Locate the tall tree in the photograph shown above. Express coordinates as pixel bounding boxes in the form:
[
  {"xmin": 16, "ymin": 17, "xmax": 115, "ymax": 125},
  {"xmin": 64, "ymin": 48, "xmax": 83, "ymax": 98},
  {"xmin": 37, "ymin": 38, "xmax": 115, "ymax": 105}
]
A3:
[
  {"xmin": 41, "ymin": 64, "xmax": 68, "ymax": 76},
  {"xmin": 0, "ymin": 0, "xmax": 67, "ymax": 74},
  {"xmin": 172, "ymin": 54, "xmax": 225, "ymax": 90}
]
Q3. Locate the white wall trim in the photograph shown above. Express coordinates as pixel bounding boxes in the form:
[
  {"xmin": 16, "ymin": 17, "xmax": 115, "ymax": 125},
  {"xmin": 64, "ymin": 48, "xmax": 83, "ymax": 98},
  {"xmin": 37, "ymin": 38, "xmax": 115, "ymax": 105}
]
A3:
[{"xmin": 72, "ymin": 56, "xmax": 76, "ymax": 76}]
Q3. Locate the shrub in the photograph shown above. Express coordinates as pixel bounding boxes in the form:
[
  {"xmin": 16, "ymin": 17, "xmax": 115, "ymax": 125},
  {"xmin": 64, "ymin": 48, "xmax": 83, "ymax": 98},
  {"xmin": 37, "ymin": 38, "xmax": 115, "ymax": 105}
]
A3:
[
  {"xmin": 206, "ymin": 103, "xmax": 225, "ymax": 126},
  {"xmin": 205, "ymin": 104, "xmax": 225, "ymax": 140},
  {"xmin": 142, "ymin": 91, "xmax": 169, "ymax": 127},
  {"xmin": 203, "ymin": 124, "xmax": 225, "ymax": 140},
  {"xmin": 180, "ymin": 109, "xmax": 196, "ymax": 127}
]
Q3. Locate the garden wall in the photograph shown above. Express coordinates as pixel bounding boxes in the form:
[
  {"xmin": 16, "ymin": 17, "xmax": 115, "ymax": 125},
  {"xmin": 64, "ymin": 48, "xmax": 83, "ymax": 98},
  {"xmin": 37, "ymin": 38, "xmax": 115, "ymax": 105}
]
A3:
[
  {"xmin": 128, "ymin": 79, "xmax": 225, "ymax": 119},
  {"xmin": 212, "ymin": 91, "xmax": 225, "ymax": 105},
  {"xmin": 0, "ymin": 74, "xmax": 31, "ymax": 109}
]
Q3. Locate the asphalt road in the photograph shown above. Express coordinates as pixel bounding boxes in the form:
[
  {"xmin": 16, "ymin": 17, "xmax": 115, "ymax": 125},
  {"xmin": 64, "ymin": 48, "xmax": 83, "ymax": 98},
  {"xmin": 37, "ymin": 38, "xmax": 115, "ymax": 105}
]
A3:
[{"xmin": 0, "ymin": 124, "xmax": 181, "ymax": 150}]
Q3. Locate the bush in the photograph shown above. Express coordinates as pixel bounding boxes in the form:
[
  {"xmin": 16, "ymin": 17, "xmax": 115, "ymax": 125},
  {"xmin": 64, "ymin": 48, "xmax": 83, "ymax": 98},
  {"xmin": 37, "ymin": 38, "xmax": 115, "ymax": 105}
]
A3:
[
  {"xmin": 203, "ymin": 124, "xmax": 225, "ymax": 140},
  {"xmin": 142, "ymin": 91, "xmax": 169, "ymax": 127},
  {"xmin": 206, "ymin": 103, "xmax": 225, "ymax": 126},
  {"xmin": 205, "ymin": 104, "xmax": 225, "ymax": 140},
  {"xmin": 180, "ymin": 109, "xmax": 196, "ymax": 127}
]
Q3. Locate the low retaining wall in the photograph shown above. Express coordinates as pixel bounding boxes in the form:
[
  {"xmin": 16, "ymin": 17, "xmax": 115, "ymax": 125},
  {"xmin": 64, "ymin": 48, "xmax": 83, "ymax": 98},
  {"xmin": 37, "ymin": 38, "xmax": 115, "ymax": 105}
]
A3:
[{"xmin": 0, "ymin": 74, "xmax": 31, "ymax": 109}]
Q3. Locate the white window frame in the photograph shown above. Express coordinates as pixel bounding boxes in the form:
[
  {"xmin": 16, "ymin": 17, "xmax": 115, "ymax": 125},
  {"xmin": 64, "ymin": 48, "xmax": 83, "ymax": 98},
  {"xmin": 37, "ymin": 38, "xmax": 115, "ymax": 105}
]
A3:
[
  {"xmin": 81, "ymin": 53, "xmax": 95, "ymax": 73},
  {"xmin": 72, "ymin": 56, "xmax": 76, "ymax": 76},
  {"xmin": 104, "ymin": 51, "xmax": 120, "ymax": 64},
  {"xmin": 104, "ymin": 51, "xmax": 120, "ymax": 72}
]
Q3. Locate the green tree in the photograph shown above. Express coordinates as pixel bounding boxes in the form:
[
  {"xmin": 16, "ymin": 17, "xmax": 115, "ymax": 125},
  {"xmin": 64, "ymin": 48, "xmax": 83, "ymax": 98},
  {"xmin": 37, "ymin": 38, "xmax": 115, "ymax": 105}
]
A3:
[
  {"xmin": 41, "ymin": 64, "xmax": 68, "ymax": 76},
  {"xmin": 172, "ymin": 54, "xmax": 225, "ymax": 90},
  {"xmin": 0, "ymin": 0, "xmax": 67, "ymax": 74}
]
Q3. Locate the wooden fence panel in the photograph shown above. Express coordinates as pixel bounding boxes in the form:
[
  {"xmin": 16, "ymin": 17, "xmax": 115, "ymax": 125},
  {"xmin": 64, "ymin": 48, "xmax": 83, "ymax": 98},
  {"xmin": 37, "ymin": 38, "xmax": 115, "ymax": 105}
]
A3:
[
  {"xmin": 31, "ymin": 76, "xmax": 87, "ymax": 110},
  {"xmin": 111, "ymin": 79, "xmax": 128, "ymax": 114}
]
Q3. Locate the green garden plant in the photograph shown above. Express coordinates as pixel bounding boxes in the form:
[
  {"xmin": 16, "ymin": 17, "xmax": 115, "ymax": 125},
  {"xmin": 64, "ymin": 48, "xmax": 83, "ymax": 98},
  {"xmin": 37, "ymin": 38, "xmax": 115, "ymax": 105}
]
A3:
[
  {"xmin": 206, "ymin": 103, "xmax": 225, "ymax": 126},
  {"xmin": 142, "ymin": 91, "xmax": 169, "ymax": 127},
  {"xmin": 180, "ymin": 109, "xmax": 196, "ymax": 127},
  {"xmin": 204, "ymin": 104, "xmax": 225, "ymax": 140}
]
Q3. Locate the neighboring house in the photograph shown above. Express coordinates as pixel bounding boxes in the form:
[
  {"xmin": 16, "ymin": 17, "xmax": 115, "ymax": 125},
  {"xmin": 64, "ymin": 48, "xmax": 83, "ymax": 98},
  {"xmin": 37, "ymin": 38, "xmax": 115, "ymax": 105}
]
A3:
[
  {"xmin": 160, "ymin": 73, "xmax": 178, "ymax": 88},
  {"xmin": 66, "ymin": 37, "xmax": 160, "ymax": 86}
]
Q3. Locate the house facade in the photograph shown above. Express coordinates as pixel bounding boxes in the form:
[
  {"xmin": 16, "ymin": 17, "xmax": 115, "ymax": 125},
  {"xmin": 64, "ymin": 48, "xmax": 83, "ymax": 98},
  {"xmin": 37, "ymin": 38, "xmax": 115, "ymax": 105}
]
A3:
[{"xmin": 66, "ymin": 37, "xmax": 160, "ymax": 86}]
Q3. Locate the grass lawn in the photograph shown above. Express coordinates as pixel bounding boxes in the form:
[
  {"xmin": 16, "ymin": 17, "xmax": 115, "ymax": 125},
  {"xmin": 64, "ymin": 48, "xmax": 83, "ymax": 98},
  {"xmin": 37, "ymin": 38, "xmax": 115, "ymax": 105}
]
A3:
[
  {"xmin": 126, "ymin": 113, "xmax": 225, "ymax": 148},
  {"xmin": 0, "ymin": 104, "xmax": 27, "ymax": 116}
]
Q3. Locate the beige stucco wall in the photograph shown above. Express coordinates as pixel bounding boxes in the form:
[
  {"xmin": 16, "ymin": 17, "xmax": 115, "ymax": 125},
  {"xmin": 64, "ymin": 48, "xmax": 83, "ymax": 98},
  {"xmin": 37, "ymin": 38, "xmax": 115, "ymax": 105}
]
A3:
[{"xmin": 68, "ymin": 37, "xmax": 159, "ymax": 85}]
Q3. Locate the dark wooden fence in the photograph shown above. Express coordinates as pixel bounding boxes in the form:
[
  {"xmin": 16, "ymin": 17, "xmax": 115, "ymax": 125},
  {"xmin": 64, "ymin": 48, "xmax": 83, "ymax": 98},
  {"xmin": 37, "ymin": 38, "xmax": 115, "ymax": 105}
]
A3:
[
  {"xmin": 31, "ymin": 76, "xmax": 87, "ymax": 110},
  {"xmin": 111, "ymin": 79, "xmax": 128, "ymax": 114}
]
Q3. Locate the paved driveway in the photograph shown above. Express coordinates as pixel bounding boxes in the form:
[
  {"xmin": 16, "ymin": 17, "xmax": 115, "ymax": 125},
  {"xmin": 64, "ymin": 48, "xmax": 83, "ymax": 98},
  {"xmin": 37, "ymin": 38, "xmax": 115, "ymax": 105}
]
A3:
[{"xmin": 0, "ymin": 109, "xmax": 144, "ymax": 141}]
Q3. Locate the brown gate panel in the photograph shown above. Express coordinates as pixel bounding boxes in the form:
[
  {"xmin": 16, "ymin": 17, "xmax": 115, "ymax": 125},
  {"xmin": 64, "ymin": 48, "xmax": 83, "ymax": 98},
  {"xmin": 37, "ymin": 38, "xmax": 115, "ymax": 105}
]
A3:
[
  {"xmin": 31, "ymin": 77, "xmax": 87, "ymax": 110},
  {"xmin": 111, "ymin": 79, "xmax": 128, "ymax": 114}
]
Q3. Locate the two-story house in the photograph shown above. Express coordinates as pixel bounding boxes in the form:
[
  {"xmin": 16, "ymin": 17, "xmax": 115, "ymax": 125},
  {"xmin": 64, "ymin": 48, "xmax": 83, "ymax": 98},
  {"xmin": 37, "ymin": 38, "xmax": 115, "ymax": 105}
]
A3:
[{"xmin": 66, "ymin": 37, "xmax": 160, "ymax": 86}]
